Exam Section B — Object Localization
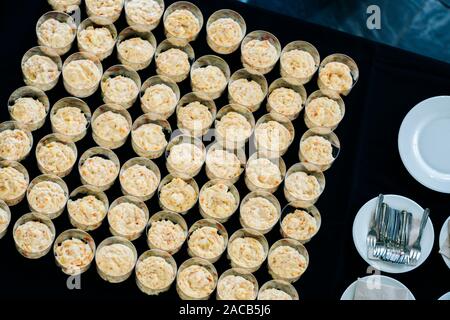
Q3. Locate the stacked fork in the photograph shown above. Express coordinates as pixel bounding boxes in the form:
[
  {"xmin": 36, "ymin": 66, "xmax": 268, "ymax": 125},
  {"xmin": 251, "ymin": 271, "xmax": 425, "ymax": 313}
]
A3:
[{"xmin": 366, "ymin": 194, "xmax": 429, "ymax": 265}]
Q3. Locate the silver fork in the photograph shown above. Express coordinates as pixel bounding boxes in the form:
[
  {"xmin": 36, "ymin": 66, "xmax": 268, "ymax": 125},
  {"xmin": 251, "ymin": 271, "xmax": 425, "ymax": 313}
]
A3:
[
  {"xmin": 409, "ymin": 208, "xmax": 430, "ymax": 265},
  {"xmin": 367, "ymin": 194, "xmax": 383, "ymax": 259}
]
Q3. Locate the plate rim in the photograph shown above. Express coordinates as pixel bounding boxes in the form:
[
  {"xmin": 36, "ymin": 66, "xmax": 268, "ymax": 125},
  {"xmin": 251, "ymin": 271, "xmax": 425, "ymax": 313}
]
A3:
[{"xmin": 398, "ymin": 95, "xmax": 450, "ymax": 193}]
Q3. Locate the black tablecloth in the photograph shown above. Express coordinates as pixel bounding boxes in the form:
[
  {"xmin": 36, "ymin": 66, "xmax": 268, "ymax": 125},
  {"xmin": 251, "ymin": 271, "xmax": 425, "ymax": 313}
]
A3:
[{"xmin": 0, "ymin": 0, "xmax": 449, "ymax": 301}]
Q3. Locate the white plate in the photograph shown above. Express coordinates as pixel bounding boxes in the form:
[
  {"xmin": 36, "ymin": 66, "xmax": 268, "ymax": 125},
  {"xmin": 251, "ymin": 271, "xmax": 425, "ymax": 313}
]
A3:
[
  {"xmin": 438, "ymin": 292, "xmax": 450, "ymax": 300},
  {"xmin": 398, "ymin": 96, "xmax": 450, "ymax": 193},
  {"xmin": 352, "ymin": 194, "xmax": 434, "ymax": 273},
  {"xmin": 439, "ymin": 216, "xmax": 450, "ymax": 269},
  {"xmin": 340, "ymin": 275, "xmax": 415, "ymax": 300}
]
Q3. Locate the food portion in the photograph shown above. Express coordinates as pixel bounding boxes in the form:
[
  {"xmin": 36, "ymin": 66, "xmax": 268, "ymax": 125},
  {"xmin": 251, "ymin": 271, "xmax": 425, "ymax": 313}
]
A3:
[
  {"xmin": 63, "ymin": 59, "xmax": 101, "ymax": 89},
  {"xmin": 132, "ymin": 123, "xmax": 168, "ymax": 152},
  {"xmin": 206, "ymin": 149, "xmax": 241, "ymax": 180},
  {"xmin": 199, "ymin": 183, "xmax": 236, "ymax": 220},
  {"xmin": 177, "ymin": 265, "xmax": 215, "ymax": 299},
  {"xmin": 80, "ymin": 156, "xmax": 118, "ymax": 187},
  {"xmin": 0, "ymin": 208, "xmax": 10, "ymax": 231},
  {"xmin": 156, "ymin": 49, "xmax": 190, "ymax": 78},
  {"xmin": 103, "ymin": 75, "xmax": 139, "ymax": 104},
  {"xmin": 207, "ymin": 18, "xmax": 242, "ymax": 48},
  {"xmin": 28, "ymin": 181, "xmax": 66, "ymax": 214},
  {"xmin": 167, "ymin": 142, "xmax": 204, "ymax": 176},
  {"xmin": 142, "ymin": 83, "xmax": 178, "ymax": 115},
  {"xmin": 319, "ymin": 61, "xmax": 353, "ymax": 92},
  {"xmin": 159, "ymin": 178, "xmax": 197, "ymax": 212},
  {"xmin": 78, "ymin": 26, "xmax": 115, "ymax": 56},
  {"xmin": 0, "ymin": 129, "xmax": 31, "ymax": 161},
  {"xmin": 281, "ymin": 49, "xmax": 316, "ymax": 79},
  {"xmin": 109, "ymin": 202, "xmax": 147, "ymax": 237},
  {"xmin": 229, "ymin": 79, "xmax": 264, "ymax": 108},
  {"xmin": 10, "ymin": 98, "xmax": 46, "ymax": 126},
  {"xmin": 136, "ymin": 256, "xmax": 175, "ymax": 290},
  {"xmin": 269, "ymin": 246, "xmax": 307, "ymax": 279},
  {"xmin": 52, "ymin": 106, "xmax": 88, "ymax": 136},
  {"xmin": 68, "ymin": 195, "xmax": 107, "ymax": 226},
  {"xmin": 165, "ymin": 9, "xmax": 200, "ymax": 39},
  {"xmin": 14, "ymin": 221, "xmax": 53, "ymax": 253},
  {"xmin": 281, "ymin": 209, "xmax": 318, "ymax": 241},
  {"xmin": 0, "ymin": 167, "xmax": 27, "ymax": 203},
  {"xmin": 55, "ymin": 238, "xmax": 94, "ymax": 273},
  {"xmin": 49, "ymin": 0, "xmax": 81, "ymax": 12},
  {"xmin": 23, "ymin": 55, "xmax": 59, "ymax": 85},
  {"xmin": 191, "ymin": 66, "xmax": 227, "ymax": 94},
  {"xmin": 147, "ymin": 219, "xmax": 186, "ymax": 252},
  {"xmin": 268, "ymin": 87, "xmax": 302, "ymax": 118},
  {"xmin": 118, "ymin": 37, "xmax": 154, "ymax": 64},
  {"xmin": 241, "ymin": 196, "xmax": 278, "ymax": 231},
  {"xmin": 188, "ymin": 226, "xmax": 226, "ymax": 259},
  {"xmin": 36, "ymin": 141, "xmax": 76, "ymax": 174},
  {"xmin": 305, "ymin": 97, "xmax": 342, "ymax": 127},
  {"xmin": 96, "ymin": 243, "xmax": 135, "ymax": 276},
  {"xmin": 285, "ymin": 171, "xmax": 320, "ymax": 200},
  {"xmin": 92, "ymin": 111, "xmax": 130, "ymax": 143},
  {"xmin": 126, "ymin": 0, "xmax": 163, "ymax": 26},
  {"xmin": 300, "ymin": 136, "xmax": 334, "ymax": 165},
  {"xmin": 218, "ymin": 275, "xmax": 256, "ymax": 300},
  {"xmin": 120, "ymin": 164, "xmax": 158, "ymax": 197},
  {"xmin": 259, "ymin": 288, "xmax": 292, "ymax": 300},
  {"xmin": 242, "ymin": 39, "xmax": 278, "ymax": 68},
  {"xmin": 37, "ymin": 18, "xmax": 75, "ymax": 49},
  {"xmin": 86, "ymin": 0, "xmax": 123, "ymax": 18},
  {"xmin": 246, "ymin": 158, "xmax": 282, "ymax": 189},
  {"xmin": 228, "ymin": 237, "xmax": 265, "ymax": 269},
  {"xmin": 178, "ymin": 102, "xmax": 213, "ymax": 134},
  {"xmin": 216, "ymin": 111, "xmax": 252, "ymax": 143},
  {"xmin": 255, "ymin": 120, "xmax": 292, "ymax": 153}
]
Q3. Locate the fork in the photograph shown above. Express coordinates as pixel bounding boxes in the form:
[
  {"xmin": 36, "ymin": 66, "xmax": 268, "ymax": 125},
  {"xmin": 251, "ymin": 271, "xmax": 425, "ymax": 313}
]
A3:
[
  {"xmin": 409, "ymin": 208, "xmax": 430, "ymax": 265},
  {"xmin": 367, "ymin": 194, "xmax": 383, "ymax": 259}
]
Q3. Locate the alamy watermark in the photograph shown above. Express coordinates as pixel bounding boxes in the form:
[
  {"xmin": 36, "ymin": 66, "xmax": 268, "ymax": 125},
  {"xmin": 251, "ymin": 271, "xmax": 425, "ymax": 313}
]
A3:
[{"xmin": 366, "ymin": 5, "xmax": 381, "ymax": 30}]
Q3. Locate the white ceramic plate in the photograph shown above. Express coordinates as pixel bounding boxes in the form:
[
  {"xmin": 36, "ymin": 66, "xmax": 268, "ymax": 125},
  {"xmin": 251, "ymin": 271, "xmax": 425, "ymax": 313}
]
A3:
[
  {"xmin": 398, "ymin": 96, "xmax": 450, "ymax": 193},
  {"xmin": 353, "ymin": 194, "xmax": 434, "ymax": 273},
  {"xmin": 439, "ymin": 216, "xmax": 450, "ymax": 269},
  {"xmin": 438, "ymin": 292, "xmax": 450, "ymax": 300},
  {"xmin": 340, "ymin": 275, "xmax": 415, "ymax": 300}
]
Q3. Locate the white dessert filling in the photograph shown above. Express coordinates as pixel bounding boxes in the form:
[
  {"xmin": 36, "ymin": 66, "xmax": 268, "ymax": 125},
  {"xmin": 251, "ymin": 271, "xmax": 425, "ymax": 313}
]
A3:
[
  {"xmin": 126, "ymin": 0, "xmax": 163, "ymax": 25},
  {"xmin": 228, "ymin": 237, "xmax": 265, "ymax": 269},
  {"xmin": 52, "ymin": 106, "xmax": 88, "ymax": 136},
  {"xmin": 229, "ymin": 78, "xmax": 264, "ymax": 107},
  {"xmin": 68, "ymin": 195, "xmax": 106, "ymax": 226},
  {"xmin": 259, "ymin": 288, "xmax": 292, "ymax": 300},
  {"xmin": 55, "ymin": 238, "xmax": 94, "ymax": 272},
  {"xmin": 118, "ymin": 37, "xmax": 154, "ymax": 63},
  {"xmin": 191, "ymin": 66, "xmax": 227, "ymax": 94},
  {"xmin": 306, "ymin": 97, "xmax": 342, "ymax": 127},
  {"xmin": 96, "ymin": 243, "xmax": 135, "ymax": 276},
  {"xmin": 37, "ymin": 18, "xmax": 74, "ymax": 49},
  {"xmin": 218, "ymin": 275, "xmax": 255, "ymax": 300},
  {"xmin": 103, "ymin": 75, "xmax": 139, "ymax": 104},
  {"xmin": 167, "ymin": 142, "xmax": 204, "ymax": 175},
  {"xmin": 216, "ymin": 111, "xmax": 252, "ymax": 143},
  {"xmin": 120, "ymin": 164, "xmax": 158, "ymax": 196},
  {"xmin": 63, "ymin": 59, "xmax": 101, "ymax": 89},
  {"xmin": 86, "ymin": 0, "xmax": 123, "ymax": 17},
  {"xmin": 178, "ymin": 265, "xmax": 215, "ymax": 298},
  {"xmin": 0, "ymin": 208, "xmax": 9, "ymax": 231},
  {"xmin": 156, "ymin": 48, "xmax": 190, "ymax": 77},
  {"xmin": 285, "ymin": 171, "xmax": 320, "ymax": 200},
  {"xmin": 246, "ymin": 158, "xmax": 282, "ymax": 189},
  {"xmin": 206, "ymin": 149, "xmax": 241, "ymax": 180},
  {"xmin": 93, "ymin": 111, "xmax": 130, "ymax": 142},
  {"xmin": 319, "ymin": 61, "xmax": 353, "ymax": 92},
  {"xmin": 14, "ymin": 221, "xmax": 53, "ymax": 253},
  {"xmin": 300, "ymin": 136, "xmax": 334, "ymax": 165},
  {"xmin": 159, "ymin": 178, "xmax": 197, "ymax": 212},
  {"xmin": 49, "ymin": 0, "xmax": 81, "ymax": 12},
  {"xmin": 0, "ymin": 167, "xmax": 27, "ymax": 201},
  {"xmin": 255, "ymin": 120, "xmax": 292, "ymax": 152},
  {"xmin": 241, "ymin": 197, "xmax": 278, "ymax": 231},
  {"xmin": 178, "ymin": 101, "xmax": 213, "ymax": 133},
  {"xmin": 11, "ymin": 98, "xmax": 46, "ymax": 125},
  {"xmin": 207, "ymin": 18, "xmax": 242, "ymax": 47},
  {"xmin": 78, "ymin": 26, "xmax": 115, "ymax": 55},
  {"xmin": 136, "ymin": 256, "xmax": 174, "ymax": 290},
  {"xmin": 0, "ymin": 129, "xmax": 31, "ymax": 161},
  {"xmin": 188, "ymin": 226, "xmax": 225, "ymax": 259},
  {"xmin": 23, "ymin": 55, "xmax": 59, "ymax": 84},
  {"xmin": 142, "ymin": 84, "xmax": 178, "ymax": 115},
  {"xmin": 165, "ymin": 9, "xmax": 200, "ymax": 39},
  {"xmin": 281, "ymin": 209, "xmax": 318, "ymax": 241},
  {"xmin": 132, "ymin": 123, "xmax": 167, "ymax": 152},
  {"xmin": 281, "ymin": 49, "xmax": 316, "ymax": 78},
  {"xmin": 269, "ymin": 246, "xmax": 307, "ymax": 279},
  {"xmin": 28, "ymin": 181, "xmax": 66, "ymax": 214},
  {"xmin": 242, "ymin": 39, "xmax": 278, "ymax": 68},
  {"xmin": 109, "ymin": 202, "xmax": 147, "ymax": 237},
  {"xmin": 268, "ymin": 87, "xmax": 302, "ymax": 118},
  {"xmin": 36, "ymin": 141, "xmax": 76, "ymax": 173},
  {"xmin": 199, "ymin": 183, "xmax": 236, "ymax": 219},
  {"xmin": 80, "ymin": 156, "xmax": 118, "ymax": 187},
  {"xmin": 148, "ymin": 219, "xmax": 185, "ymax": 252}
]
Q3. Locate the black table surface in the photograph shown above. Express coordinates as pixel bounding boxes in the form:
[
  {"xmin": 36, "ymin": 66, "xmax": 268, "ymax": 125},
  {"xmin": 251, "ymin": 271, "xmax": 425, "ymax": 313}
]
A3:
[{"xmin": 0, "ymin": 0, "xmax": 449, "ymax": 301}]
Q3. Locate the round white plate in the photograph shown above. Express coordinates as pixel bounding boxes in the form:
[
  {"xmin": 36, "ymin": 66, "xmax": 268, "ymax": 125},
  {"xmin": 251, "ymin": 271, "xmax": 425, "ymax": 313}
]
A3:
[
  {"xmin": 353, "ymin": 194, "xmax": 434, "ymax": 273},
  {"xmin": 438, "ymin": 292, "xmax": 450, "ymax": 300},
  {"xmin": 340, "ymin": 275, "xmax": 415, "ymax": 300},
  {"xmin": 398, "ymin": 96, "xmax": 450, "ymax": 193},
  {"xmin": 439, "ymin": 216, "xmax": 450, "ymax": 269}
]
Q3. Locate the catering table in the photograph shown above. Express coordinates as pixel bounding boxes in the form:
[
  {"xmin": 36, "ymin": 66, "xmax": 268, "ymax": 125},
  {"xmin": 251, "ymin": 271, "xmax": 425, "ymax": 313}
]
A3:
[{"xmin": 0, "ymin": 0, "xmax": 449, "ymax": 301}]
